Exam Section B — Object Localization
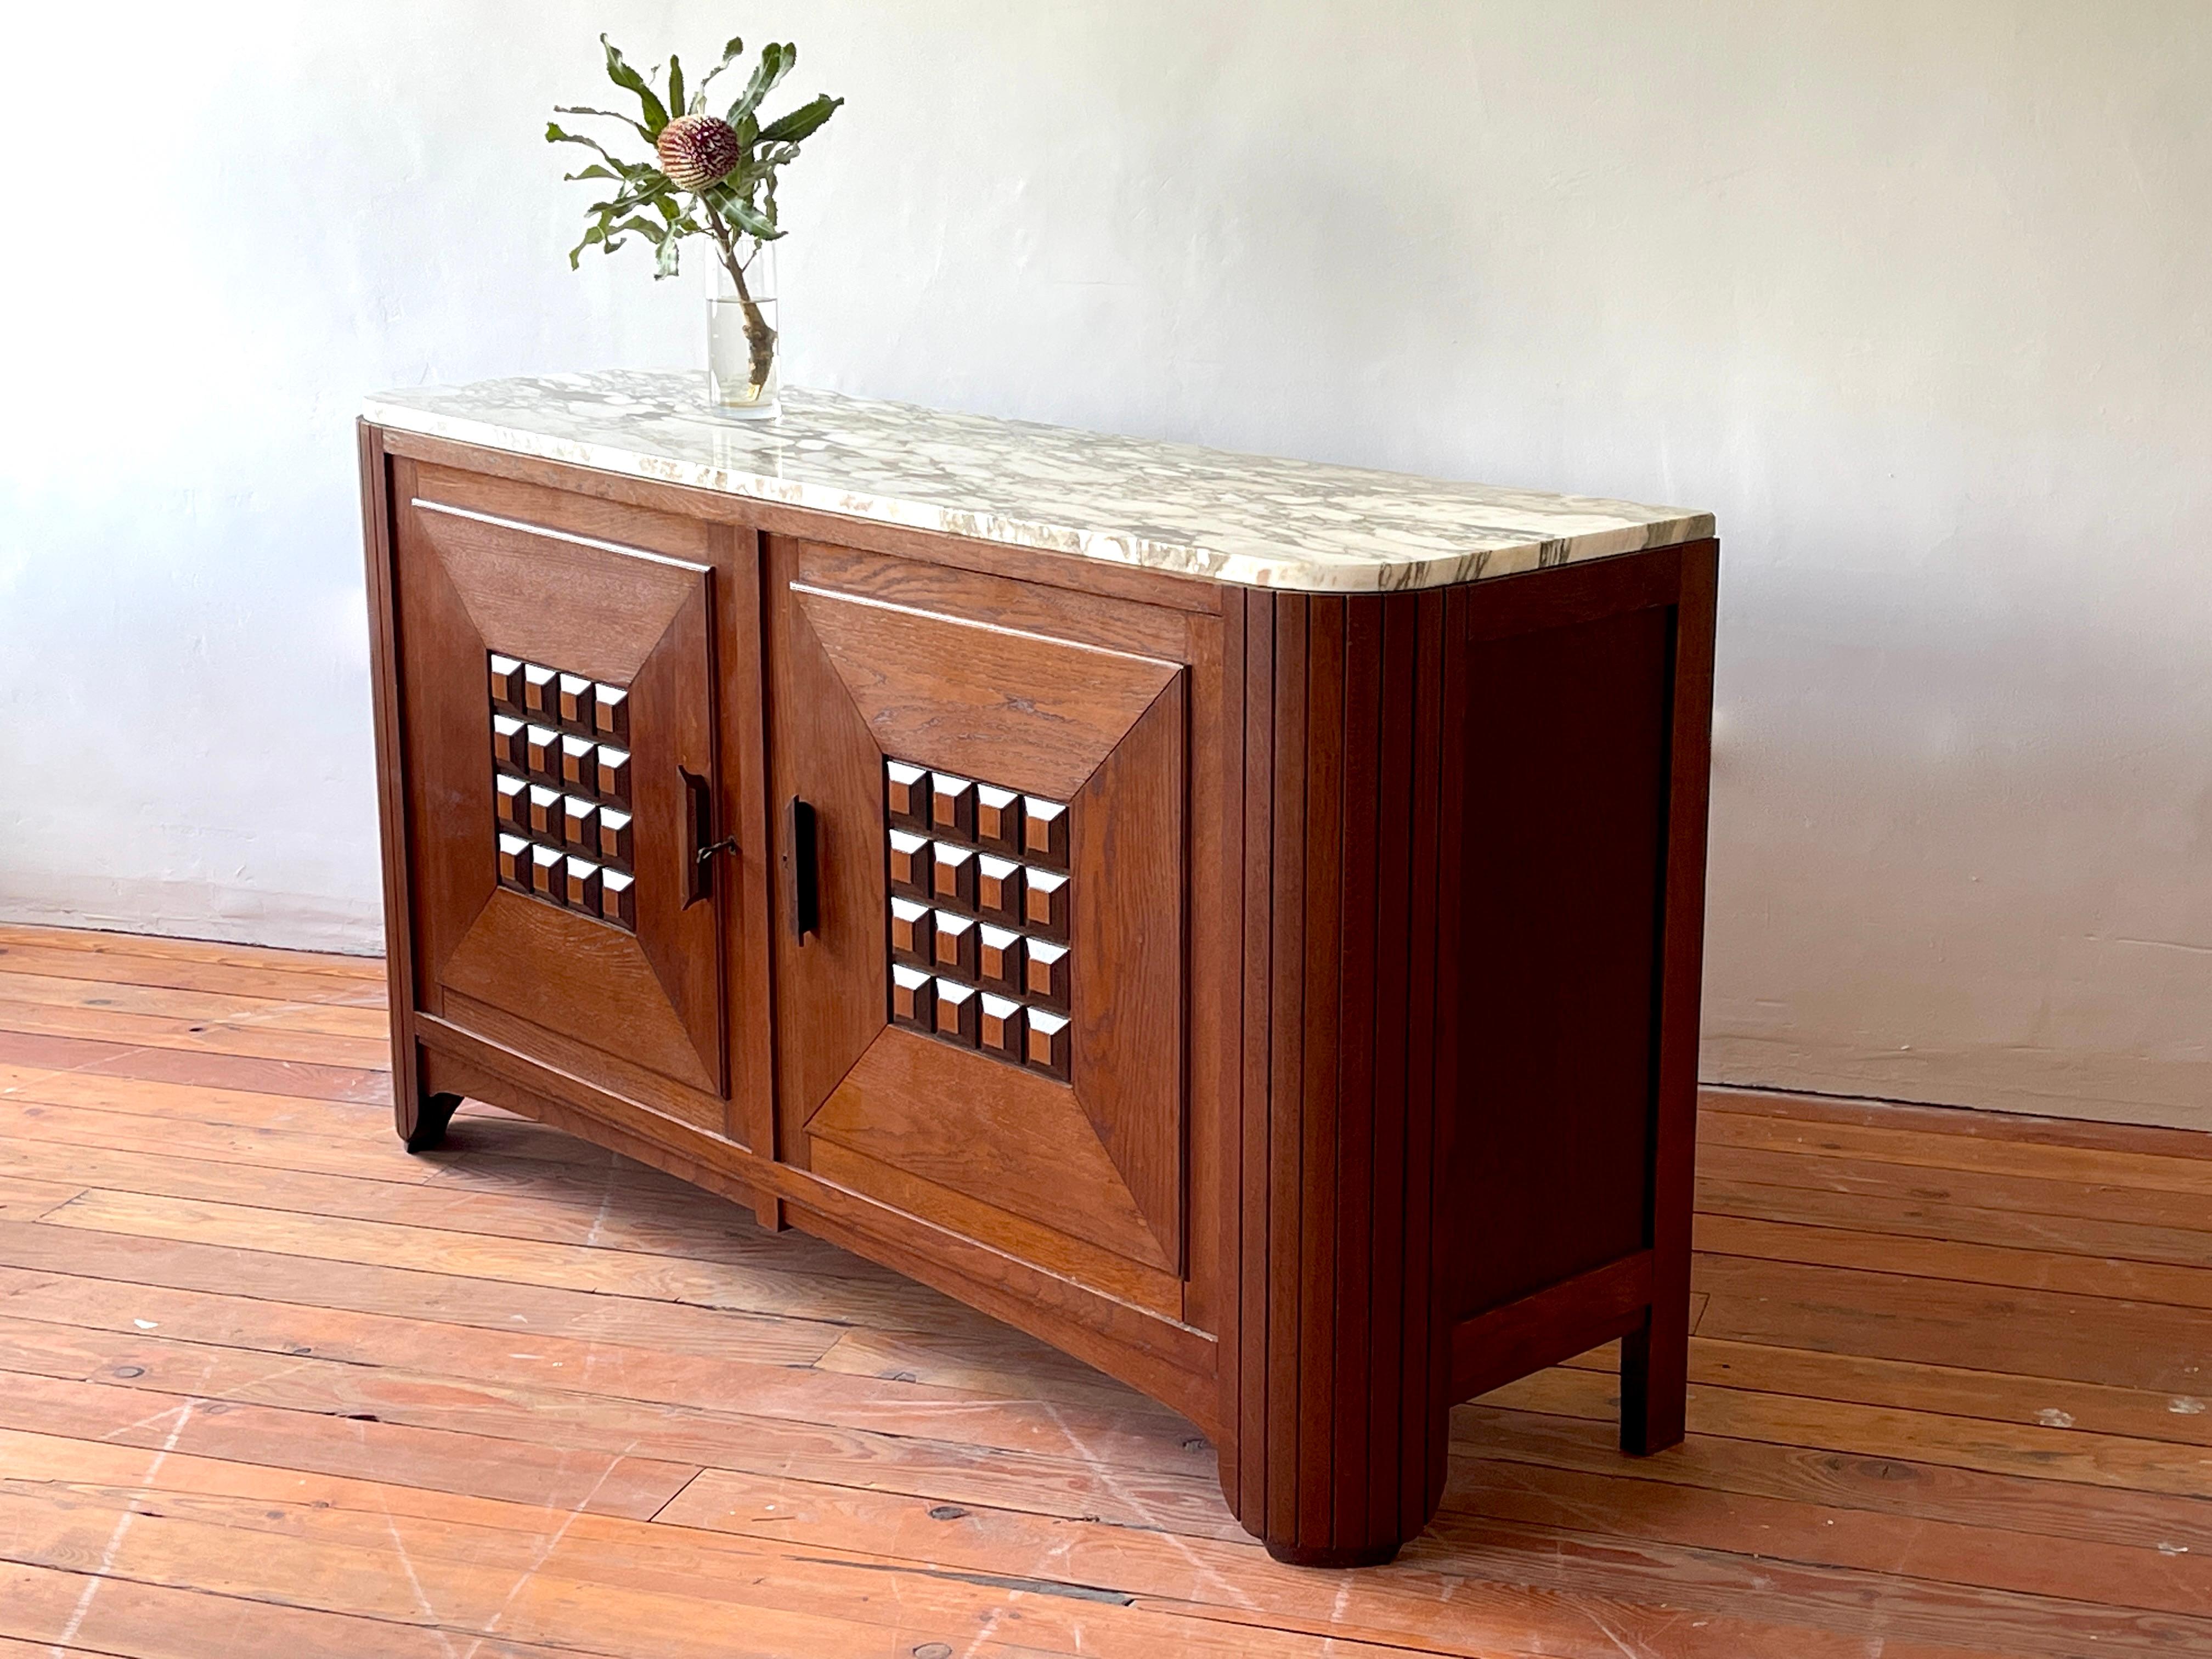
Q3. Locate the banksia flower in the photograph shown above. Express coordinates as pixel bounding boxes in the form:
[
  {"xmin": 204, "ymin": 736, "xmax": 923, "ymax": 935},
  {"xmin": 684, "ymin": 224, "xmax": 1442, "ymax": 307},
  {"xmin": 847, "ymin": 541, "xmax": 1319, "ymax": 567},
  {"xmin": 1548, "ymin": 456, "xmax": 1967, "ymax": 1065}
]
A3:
[{"xmin": 656, "ymin": 115, "xmax": 743, "ymax": 189}]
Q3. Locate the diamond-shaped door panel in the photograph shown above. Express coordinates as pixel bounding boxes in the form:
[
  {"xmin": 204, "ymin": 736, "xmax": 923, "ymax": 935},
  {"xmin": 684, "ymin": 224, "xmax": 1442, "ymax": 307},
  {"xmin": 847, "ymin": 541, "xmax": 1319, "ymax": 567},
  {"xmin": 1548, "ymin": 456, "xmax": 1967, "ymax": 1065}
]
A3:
[
  {"xmin": 393, "ymin": 483, "xmax": 729, "ymax": 1128},
  {"xmin": 768, "ymin": 538, "xmax": 1188, "ymax": 1285}
]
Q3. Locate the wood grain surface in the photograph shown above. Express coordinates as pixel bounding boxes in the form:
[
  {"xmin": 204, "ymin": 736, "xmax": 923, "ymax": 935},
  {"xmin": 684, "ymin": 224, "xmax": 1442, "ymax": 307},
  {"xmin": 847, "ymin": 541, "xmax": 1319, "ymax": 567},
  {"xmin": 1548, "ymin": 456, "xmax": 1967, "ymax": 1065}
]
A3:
[{"xmin": 3, "ymin": 922, "xmax": 2204, "ymax": 1655}]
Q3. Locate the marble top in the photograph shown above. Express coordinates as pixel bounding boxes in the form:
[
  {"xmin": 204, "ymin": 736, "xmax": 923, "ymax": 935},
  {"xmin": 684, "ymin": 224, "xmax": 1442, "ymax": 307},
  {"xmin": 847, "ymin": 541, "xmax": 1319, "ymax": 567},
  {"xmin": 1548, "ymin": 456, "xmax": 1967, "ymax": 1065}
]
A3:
[{"xmin": 362, "ymin": 371, "xmax": 1713, "ymax": 594}]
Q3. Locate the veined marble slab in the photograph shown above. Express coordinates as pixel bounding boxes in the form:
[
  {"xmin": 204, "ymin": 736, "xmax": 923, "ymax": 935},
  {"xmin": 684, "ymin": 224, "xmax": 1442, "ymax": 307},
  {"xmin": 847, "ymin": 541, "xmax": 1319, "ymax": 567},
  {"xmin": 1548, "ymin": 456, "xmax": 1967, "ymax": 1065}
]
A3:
[{"xmin": 363, "ymin": 371, "xmax": 1713, "ymax": 594}]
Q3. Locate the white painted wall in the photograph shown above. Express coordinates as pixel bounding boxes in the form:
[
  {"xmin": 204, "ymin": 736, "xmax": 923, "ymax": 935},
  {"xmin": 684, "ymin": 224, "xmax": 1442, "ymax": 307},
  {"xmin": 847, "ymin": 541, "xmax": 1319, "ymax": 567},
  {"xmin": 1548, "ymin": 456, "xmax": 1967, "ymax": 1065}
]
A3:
[{"xmin": 3, "ymin": 3, "xmax": 2206, "ymax": 1127}]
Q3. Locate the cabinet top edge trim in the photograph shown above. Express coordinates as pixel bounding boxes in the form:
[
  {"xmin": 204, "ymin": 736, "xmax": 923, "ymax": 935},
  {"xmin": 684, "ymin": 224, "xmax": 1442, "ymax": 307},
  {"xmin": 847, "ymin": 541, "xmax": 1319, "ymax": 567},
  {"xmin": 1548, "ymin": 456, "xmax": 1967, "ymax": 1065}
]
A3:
[
  {"xmin": 412, "ymin": 496, "xmax": 714, "ymax": 574},
  {"xmin": 787, "ymin": 580, "xmax": 1186, "ymax": 674},
  {"xmin": 362, "ymin": 375, "xmax": 1715, "ymax": 596}
]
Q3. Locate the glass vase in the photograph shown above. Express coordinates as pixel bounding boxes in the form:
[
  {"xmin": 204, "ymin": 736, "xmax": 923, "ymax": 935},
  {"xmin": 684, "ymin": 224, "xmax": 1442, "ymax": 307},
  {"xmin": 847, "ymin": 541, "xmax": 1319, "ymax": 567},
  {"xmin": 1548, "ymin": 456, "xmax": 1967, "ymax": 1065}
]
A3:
[{"xmin": 707, "ymin": 239, "xmax": 780, "ymax": 419}]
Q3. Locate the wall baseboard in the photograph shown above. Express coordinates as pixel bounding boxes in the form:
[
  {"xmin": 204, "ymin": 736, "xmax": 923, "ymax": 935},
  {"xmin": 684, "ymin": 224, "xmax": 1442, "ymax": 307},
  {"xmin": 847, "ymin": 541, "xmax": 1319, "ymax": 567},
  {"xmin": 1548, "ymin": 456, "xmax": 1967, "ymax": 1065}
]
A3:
[
  {"xmin": 0, "ymin": 890, "xmax": 382, "ymax": 958},
  {"xmin": 1702, "ymin": 1035, "xmax": 2212, "ymax": 1135}
]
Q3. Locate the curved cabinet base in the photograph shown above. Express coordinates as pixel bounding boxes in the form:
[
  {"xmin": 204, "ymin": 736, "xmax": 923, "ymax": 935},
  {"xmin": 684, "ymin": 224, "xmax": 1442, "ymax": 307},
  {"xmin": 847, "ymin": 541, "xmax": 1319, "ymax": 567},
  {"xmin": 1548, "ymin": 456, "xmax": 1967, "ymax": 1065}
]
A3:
[{"xmin": 1266, "ymin": 1539, "xmax": 1403, "ymax": 1571}]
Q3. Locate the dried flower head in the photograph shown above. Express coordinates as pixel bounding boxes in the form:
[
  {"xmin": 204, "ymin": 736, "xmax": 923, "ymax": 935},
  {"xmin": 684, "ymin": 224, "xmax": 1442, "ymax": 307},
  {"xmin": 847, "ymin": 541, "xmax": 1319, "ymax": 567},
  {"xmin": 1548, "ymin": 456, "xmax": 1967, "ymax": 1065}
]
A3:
[{"xmin": 655, "ymin": 114, "xmax": 744, "ymax": 190}]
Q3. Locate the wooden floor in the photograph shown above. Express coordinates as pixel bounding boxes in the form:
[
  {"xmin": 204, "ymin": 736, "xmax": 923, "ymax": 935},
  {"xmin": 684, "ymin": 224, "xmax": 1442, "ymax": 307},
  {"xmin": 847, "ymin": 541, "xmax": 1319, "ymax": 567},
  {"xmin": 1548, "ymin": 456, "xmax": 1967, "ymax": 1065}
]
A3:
[{"xmin": 0, "ymin": 924, "xmax": 2205, "ymax": 1657}]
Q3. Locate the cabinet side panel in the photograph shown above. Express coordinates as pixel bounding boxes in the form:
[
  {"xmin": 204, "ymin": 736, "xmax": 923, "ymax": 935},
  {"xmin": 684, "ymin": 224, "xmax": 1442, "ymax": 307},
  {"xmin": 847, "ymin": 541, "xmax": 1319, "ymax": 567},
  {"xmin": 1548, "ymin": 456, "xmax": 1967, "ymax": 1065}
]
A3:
[
  {"xmin": 358, "ymin": 427, "xmax": 422, "ymax": 1134},
  {"xmin": 1622, "ymin": 539, "xmax": 1718, "ymax": 1453},
  {"xmin": 1441, "ymin": 600, "xmax": 1674, "ymax": 1319}
]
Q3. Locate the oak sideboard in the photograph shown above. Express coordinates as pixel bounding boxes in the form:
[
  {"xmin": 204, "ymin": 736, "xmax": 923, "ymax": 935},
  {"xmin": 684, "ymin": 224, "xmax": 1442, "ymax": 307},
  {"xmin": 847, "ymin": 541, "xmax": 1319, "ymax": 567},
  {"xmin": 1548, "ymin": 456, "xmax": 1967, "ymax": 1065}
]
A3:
[{"xmin": 358, "ymin": 371, "xmax": 1717, "ymax": 1567}]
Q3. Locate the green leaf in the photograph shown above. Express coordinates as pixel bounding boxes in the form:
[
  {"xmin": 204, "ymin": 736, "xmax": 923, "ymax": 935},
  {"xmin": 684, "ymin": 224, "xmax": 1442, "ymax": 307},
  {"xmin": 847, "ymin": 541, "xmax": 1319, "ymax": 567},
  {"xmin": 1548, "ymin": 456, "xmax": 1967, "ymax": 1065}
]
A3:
[
  {"xmin": 568, "ymin": 221, "xmax": 612, "ymax": 268},
  {"xmin": 656, "ymin": 234, "xmax": 681, "ymax": 279},
  {"xmin": 601, "ymin": 34, "xmax": 670, "ymax": 136},
  {"xmin": 548, "ymin": 124, "xmax": 657, "ymax": 181},
  {"xmin": 590, "ymin": 185, "xmax": 670, "ymax": 221},
  {"xmin": 726, "ymin": 41, "xmax": 794, "ymax": 126},
  {"xmin": 567, "ymin": 146, "xmax": 675, "ymax": 210},
  {"xmin": 667, "ymin": 54, "xmax": 686, "ymax": 125},
  {"xmin": 756, "ymin": 93, "xmax": 842, "ymax": 146},
  {"xmin": 563, "ymin": 163, "xmax": 620, "ymax": 182},
  {"xmin": 702, "ymin": 182, "xmax": 780, "ymax": 241},
  {"xmin": 547, "ymin": 119, "xmax": 612, "ymax": 154},
  {"xmin": 692, "ymin": 35, "xmax": 744, "ymax": 112},
  {"xmin": 582, "ymin": 212, "xmax": 671, "ymax": 266},
  {"xmin": 551, "ymin": 106, "xmax": 652, "ymax": 145}
]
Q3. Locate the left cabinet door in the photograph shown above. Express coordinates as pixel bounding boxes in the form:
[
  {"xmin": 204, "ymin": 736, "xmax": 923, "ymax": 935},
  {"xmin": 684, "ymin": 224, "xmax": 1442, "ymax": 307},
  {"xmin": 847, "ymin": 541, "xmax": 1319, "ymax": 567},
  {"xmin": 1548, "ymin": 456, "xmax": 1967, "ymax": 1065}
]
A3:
[{"xmin": 388, "ymin": 460, "xmax": 735, "ymax": 1133}]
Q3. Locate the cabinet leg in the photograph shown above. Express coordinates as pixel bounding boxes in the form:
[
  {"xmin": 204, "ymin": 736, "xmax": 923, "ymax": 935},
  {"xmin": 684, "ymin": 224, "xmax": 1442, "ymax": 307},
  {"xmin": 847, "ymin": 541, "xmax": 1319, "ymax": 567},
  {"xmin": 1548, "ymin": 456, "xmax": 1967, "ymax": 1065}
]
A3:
[
  {"xmin": 1262, "ymin": 1534, "xmax": 1407, "ymax": 1570},
  {"xmin": 400, "ymin": 1090, "xmax": 462, "ymax": 1154},
  {"xmin": 1618, "ymin": 1301, "xmax": 1688, "ymax": 1455},
  {"xmin": 1221, "ymin": 1374, "xmax": 1449, "ymax": 1567}
]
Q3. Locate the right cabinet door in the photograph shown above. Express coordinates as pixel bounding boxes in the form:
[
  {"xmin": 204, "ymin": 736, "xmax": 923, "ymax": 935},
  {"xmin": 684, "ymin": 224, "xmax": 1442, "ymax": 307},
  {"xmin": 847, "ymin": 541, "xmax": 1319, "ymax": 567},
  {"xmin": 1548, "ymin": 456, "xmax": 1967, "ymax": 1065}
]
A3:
[{"xmin": 765, "ymin": 536, "xmax": 1194, "ymax": 1309}]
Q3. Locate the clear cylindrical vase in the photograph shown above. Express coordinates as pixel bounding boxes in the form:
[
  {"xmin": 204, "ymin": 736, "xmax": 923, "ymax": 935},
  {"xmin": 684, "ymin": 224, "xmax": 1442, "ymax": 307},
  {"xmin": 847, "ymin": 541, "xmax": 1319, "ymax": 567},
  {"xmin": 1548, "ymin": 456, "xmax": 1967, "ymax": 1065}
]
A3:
[{"xmin": 707, "ymin": 238, "xmax": 780, "ymax": 419}]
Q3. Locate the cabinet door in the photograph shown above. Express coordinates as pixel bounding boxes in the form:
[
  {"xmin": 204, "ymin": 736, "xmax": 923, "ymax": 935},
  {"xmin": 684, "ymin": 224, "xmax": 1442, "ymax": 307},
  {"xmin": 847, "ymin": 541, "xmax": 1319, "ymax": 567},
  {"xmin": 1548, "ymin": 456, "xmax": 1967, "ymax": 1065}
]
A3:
[
  {"xmin": 766, "ymin": 538, "xmax": 1189, "ymax": 1303},
  {"xmin": 392, "ymin": 467, "xmax": 732, "ymax": 1132}
]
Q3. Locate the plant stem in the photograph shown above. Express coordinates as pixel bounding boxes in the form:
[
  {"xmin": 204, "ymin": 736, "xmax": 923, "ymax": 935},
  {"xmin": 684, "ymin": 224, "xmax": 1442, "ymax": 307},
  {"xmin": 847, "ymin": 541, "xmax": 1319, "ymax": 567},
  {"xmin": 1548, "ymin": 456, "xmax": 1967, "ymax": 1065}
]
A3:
[{"xmin": 708, "ymin": 216, "xmax": 777, "ymax": 397}]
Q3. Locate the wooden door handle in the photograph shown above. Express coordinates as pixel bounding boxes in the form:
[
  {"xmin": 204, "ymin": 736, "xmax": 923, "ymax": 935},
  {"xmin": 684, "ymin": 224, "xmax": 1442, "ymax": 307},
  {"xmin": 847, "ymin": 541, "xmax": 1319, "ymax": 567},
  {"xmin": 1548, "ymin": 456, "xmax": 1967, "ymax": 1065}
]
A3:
[
  {"xmin": 683, "ymin": 769, "xmax": 737, "ymax": 908},
  {"xmin": 783, "ymin": 796, "xmax": 819, "ymax": 943}
]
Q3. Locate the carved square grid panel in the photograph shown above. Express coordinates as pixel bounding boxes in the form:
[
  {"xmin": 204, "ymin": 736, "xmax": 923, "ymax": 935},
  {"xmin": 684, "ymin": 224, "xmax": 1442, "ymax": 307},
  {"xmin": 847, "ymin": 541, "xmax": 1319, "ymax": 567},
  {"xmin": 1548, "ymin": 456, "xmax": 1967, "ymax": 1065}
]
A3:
[
  {"xmin": 883, "ymin": 760, "xmax": 1071, "ymax": 1079},
  {"xmin": 489, "ymin": 652, "xmax": 636, "ymax": 930}
]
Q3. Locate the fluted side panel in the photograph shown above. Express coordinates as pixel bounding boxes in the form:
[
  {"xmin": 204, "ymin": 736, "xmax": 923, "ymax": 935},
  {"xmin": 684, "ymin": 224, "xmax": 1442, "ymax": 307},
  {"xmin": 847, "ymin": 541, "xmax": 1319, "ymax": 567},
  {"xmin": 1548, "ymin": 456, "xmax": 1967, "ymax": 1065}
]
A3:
[{"xmin": 1227, "ymin": 586, "xmax": 1456, "ymax": 1565}]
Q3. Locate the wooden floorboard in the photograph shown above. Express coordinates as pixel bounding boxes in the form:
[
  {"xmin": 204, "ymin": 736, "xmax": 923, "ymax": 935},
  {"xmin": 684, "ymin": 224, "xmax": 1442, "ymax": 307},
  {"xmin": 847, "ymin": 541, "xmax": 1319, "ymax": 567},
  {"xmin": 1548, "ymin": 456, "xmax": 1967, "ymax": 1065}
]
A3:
[
  {"xmin": 0, "ymin": 924, "xmax": 2204, "ymax": 1657},
  {"xmin": 0, "ymin": 936, "xmax": 388, "ymax": 1007},
  {"xmin": 0, "ymin": 1029, "xmax": 391, "ymax": 1104},
  {"xmin": 0, "ymin": 923, "xmax": 384, "ymax": 981}
]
